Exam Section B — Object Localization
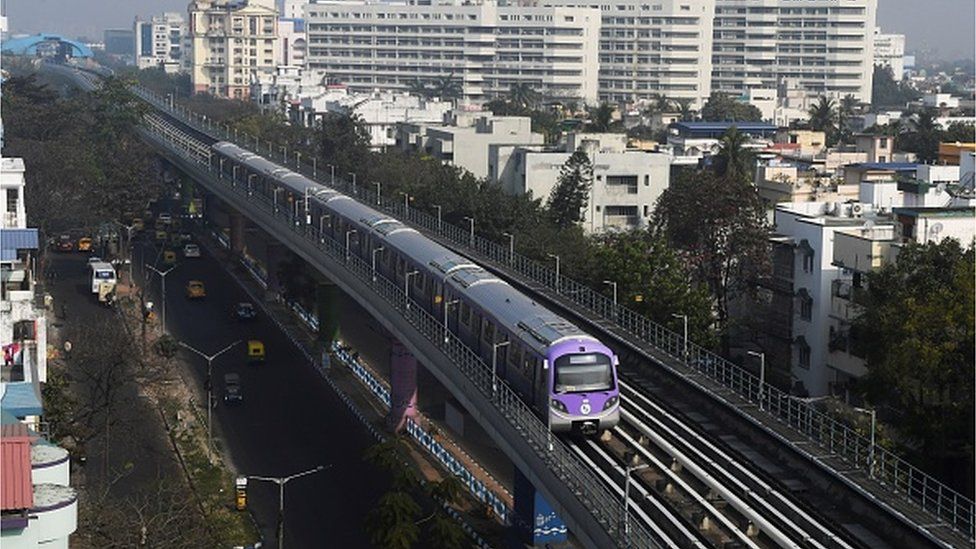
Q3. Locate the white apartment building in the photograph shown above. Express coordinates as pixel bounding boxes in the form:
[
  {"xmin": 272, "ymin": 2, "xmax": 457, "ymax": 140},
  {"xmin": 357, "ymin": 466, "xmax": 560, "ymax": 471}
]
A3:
[
  {"xmin": 873, "ymin": 27, "xmax": 905, "ymax": 81},
  {"xmin": 712, "ymin": 0, "xmax": 878, "ymax": 103},
  {"xmin": 284, "ymin": 0, "xmax": 310, "ymax": 20},
  {"xmin": 543, "ymin": 0, "xmax": 714, "ymax": 107},
  {"xmin": 398, "ymin": 112, "xmax": 544, "ymax": 179},
  {"xmin": 492, "ymin": 132, "xmax": 670, "ymax": 232},
  {"xmin": 304, "ymin": 0, "xmax": 601, "ymax": 105},
  {"xmin": 278, "ymin": 17, "xmax": 307, "ymax": 67},
  {"xmin": 187, "ymin": 0, "xmax": 280, "ymax": 99},
  {"xmin": 134, "ymin": 12, "xmax": 187, "ymax": 73}
]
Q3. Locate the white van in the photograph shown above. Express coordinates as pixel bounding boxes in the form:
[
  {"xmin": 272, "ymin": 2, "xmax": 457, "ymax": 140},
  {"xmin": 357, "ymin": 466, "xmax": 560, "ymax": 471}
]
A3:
[{"xmin": 89, "ymin": 262, "xmax": 117, "ymax": 294}]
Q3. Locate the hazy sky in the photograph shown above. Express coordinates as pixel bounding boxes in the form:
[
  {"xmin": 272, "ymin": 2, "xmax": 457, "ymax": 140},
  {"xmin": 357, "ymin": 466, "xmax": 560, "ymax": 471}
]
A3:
[{"xmin": 4, "ymin": 0, "xmax": 975, "ymax": 60}]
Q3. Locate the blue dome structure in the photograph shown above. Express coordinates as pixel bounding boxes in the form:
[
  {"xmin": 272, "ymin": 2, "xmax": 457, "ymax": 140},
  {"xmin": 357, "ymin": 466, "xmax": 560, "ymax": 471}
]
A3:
[{"xmin": 1, "ymin": 34, "xmax": 94, "ymax": 58}]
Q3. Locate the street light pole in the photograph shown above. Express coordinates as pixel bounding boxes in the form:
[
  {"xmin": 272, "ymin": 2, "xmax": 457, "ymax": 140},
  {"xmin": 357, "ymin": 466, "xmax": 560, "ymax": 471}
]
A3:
[
  {"xmin": 854, "ymin": 407, "xmax": 877, "ymax": 477},
  {"xmin": 603, "ymin": 280, "xmax": 617, "ymax": 305},
  {"xmin": 491, "ymin": 341, "xmax": 510, "ymax": 396},
  {"xmin": 400, "ymin": 192, "xmax": 410, "ymax": 216},
  {"xmin": 463, "ymin": 216, "xmax": 474, "ymax": 247},
  {"xmin": 178, "ymin": 340, "xmax": 242, "ymax": 451},
  {"xmin": 249, "ymin": 465, "xmax": 330, "ymax": 549},
  {"xmin": 319, "ymin": 214, "xmax": 331, "ymax": 242},
  {"xmin": 622, "ymin": 461, "xmax": 650, "ymax": 547},
  {"xmin": 144, "ymin": 264, "xmax": 175, "ymax": 331},
  {"xmin": 374, "ymin": 182, "xmax": 381, "ymax": 205},
  {"xmin": 405, "ymin": 270, "xmax": 419, "ymax": 309},
  {"xmin": 348, "ymin": 172, "xmax": 357, "ymax": 195},
  {"xmin": 345, "ymin": 229, "xmax": 357, "ymax": 261},
  {"xmin": 443, "ymin": 299, "xmax": 459, "ymax": 343},
  {"xmin": 433, "ymin": 205, "xmax": 442, "ymax": 232},
  {"xmin": 371, "ymin": 247, "xmax": 385, "ymax": 281},
  {"xmin": 671, "ymin": 313, "xmax": 688, "ymax": 362},
  {"xmin": 547, "ymin": 254, "xmax": 560, "ymax": 292},
  {"xmin": 502, "ymin": 232, "xmax": 514, "ymax": 263},
  {"xmin": 747, "ymin": 350, "xmax": 766, "ymax": 410}
]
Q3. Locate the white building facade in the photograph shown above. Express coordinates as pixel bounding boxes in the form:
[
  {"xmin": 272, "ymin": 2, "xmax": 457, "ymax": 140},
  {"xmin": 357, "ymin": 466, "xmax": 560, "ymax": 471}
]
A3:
[
  {"xmin": 711, "ymin": 0, "xmax": 878, "ymax": 102},
  {"xmin": 543, "ymin": 0, "xmax": 714, "ymax": 107},
  {"xmin": 304, "ymin": 0, "xmax": 601, "ymax": 105},
  {"xmin": 187, "ymin": 0, "xmax": 280, "ymax": 99},
  {"xmin": 872, "ymin": 27, "xmax": 905, "ymax": 81},
  {"xmin": 134, "ymin": 12, "xmax": 187, "ymax": 73}
]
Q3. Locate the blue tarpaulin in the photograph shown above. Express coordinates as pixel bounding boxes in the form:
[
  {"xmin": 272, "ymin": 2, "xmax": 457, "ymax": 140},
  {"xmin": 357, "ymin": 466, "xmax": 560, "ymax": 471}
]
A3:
[{"xmin": 1, "ymin": 382, "xmax": 43, "ymax": 417}]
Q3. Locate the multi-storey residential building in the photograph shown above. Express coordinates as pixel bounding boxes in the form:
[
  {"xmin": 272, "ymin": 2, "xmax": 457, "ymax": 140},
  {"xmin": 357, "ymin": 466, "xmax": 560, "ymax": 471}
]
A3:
[
  {"xmin": 711, "ymin": 0, "xmax": 877, "ymax": 102},
  {"xmin": 398, "ymin": 112, "xmax": 544, "ymax": 179},
  {"xmin": 492, "ymin": 132, "xmax": 670, "ymax": 232},
  {"xmin": 134, "ymin": 12, "xmax": 187, "ymax": 73},
  {"xmin": 543, "ymin": 0, "xmax": 714, "ymax": 107},
  {"xmin": 187, "ymin": 0, "xmax": 279, "ymax": 99},
  {"xmin": 304, "ymin": 0, "xmax": 601, "ymax": 105},
  {"xmin": 872, "ymin": 27, "xmax": 905, "ymax": 81},
  {"xmin": 278, "ymin": 17, "xmax": 307, "ymax": 67},
  {"xmin": 284, "ymin": 0, "xmax": 310, "ymax": 20}
]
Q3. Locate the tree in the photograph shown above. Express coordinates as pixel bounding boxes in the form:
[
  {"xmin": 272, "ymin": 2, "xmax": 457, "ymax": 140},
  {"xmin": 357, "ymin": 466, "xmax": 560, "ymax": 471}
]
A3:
[
  {"xmin": 899, "ymin": 109, "xmax": 942, "ymax": 162},
  {"xmin": 713, "ymin": 126, "xmax": 754, "ymax": 182},
  {"xmin": 317, "ymin": 111, "xmax": 371, "ymax": 174},
  {"xmin": 851, "ymin": 239, "xmax": 974, "ymax": 492},
  {"xmin": 871, "ymin": 64, "xmax": 921, "ymax": 106},
  {"xmin": 836, "ymin": 94, "xmax": 859, "ymax": 145},
  {"xmin": 547, "ymin": 150, "xmax": 593, "ymax": 229},
  {"xmin": 507, "ymin": 83, "xmax": 541, "ymax": 111},
  {"xmin": 433, "ymin": 75, "xmax": 463, "ymax": 102},
  {"xmin": 407, "ymin": 79, "xmax": 434, "ymax": 100},
  {"xmin": 807, "ymin": 96, "xmax": 838, "ymax": 144},
  {"xmin": 654, "ymin": 169, "xmax": 770, "ymax": 351},
  {"xmin": 943, "ymin": 122, "xmax": 975, "ymax": 143},
  {"xmin": 582, "ymin": 231, "xmax": 716, "ymax": 347},
  {"xmin": 699, "ymin": 92, "xmax": 763, "ymax": 122},
  {"xmin": 586, "ymin": 102, "xmax": 618, "ymax": 132},
  {"xmin": 673, "ymin": 97, "xmax": 697, "ymax": 122}
]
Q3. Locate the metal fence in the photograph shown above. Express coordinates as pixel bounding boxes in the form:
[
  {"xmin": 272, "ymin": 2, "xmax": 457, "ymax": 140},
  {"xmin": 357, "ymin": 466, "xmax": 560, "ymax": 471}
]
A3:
[
  {"xmin": 139, "ymin": 118, "xmax": 663, "ymax": 549},
  {"xmin": 135, "ymin": 87, "xmax": 974, "ymax": 540}
]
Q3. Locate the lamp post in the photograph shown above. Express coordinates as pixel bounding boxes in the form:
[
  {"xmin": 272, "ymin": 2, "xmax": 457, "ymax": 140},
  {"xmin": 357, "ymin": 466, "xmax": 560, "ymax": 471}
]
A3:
[
  {"xmin": 400, "ymin": 192, "xmax": 410, "ymax": 216},
  {"xmin": 233, "ymin": 165, "xmax": 239, "ymax": 184},
  {"xmin": 247, "ymin": 173, "xmax": 256, "ymax": 195},
  {"xmin": 854, "ymin": 406, "xmax": 877, "ymax": 478},
  {"xmin": 463, "ymin": 216, "xmax": 474, "ymax": 247},
  {"xmin": 280, "ymin": 145, "xmax": 287, "ymax": 163},
  {"xmin": 144, "ymin": 264, "xmax": 175, "ymax": 331},
  {"xmin": 273, "ymin": 187, "xmax": 282, "ymax": 213},
  {"xmin": 443, "ymin": 299, "xmax": 459, "ymax": 343},
  {"xmin": 404, "ymin": 270, "xmax": 419, "ymax": 309},
  {"xmin": 319, "ymin": 214, "xmax": 331, "ymax": 242},
  {"xmin": 491, "ymin": 341, "xmax": 510, "ymax": 396},
  {"xmin": 502, "ymin": 232, "xmax": 514, "ymax": 264},
  {"xmin": 371, "ymin": 247, "xmax": 385, "ymax": 281},
  {"xmin": 178, "ymin": 340, "xmax": 242, "ymax": 451},
  {"xmin": 249, "ymin": 465, "xmax": 330, "ymax": 549},
  {"xmin": 312, "ymin": 157, "xmax": 317, "ymax": 178},
  {"xmin": 218, "ymin": 158, "xmax": 225, "ymax": 179},
  {"xmin": 547, "ymin": 253, "xmax": 560, "ymax": 292},
  {"xmin": 603, "ymin": 280, "xmax": 617, "ymax": 304},
  {"xmin": 671, "ymin": 313, "xmax": 688, "ymax": 362},
  {"xmin": 432, "ymin": 204, "xmax": 442, "ymax": 232},
  {"xmin": 345, "ymin": 229, "xmax": 357, "ymax": 261},
  {"xmin": 622, "ymin": 459, "xmax": 650, "ymax": 547},
  {"xmin": 348, "ymin": 172, "xmax": 357, "ymax": 195},
  {"xmin": 329, "ymin": 164, "xmax": 336, "ymax": 185},
  {"xmin": 747, "ymin": 350, "xmax": 766, "ymax": 411},
  {"xmin": 374, "ymin": 182, "xmax": 381, "ymax": 205}
]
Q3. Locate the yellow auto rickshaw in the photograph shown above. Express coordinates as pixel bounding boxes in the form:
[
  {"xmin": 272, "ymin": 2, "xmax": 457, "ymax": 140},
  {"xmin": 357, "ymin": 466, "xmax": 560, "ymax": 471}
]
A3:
[
  {"xmin": 247, "ymin": 340, "xmax": 265, "ymax": 364},
  {"xmin": 77, "ymin": 237, "xmax": 93, "ymax": 252},
  {"xmin": 163, "ymin": 250, "xmax": 177, "ymax": 264},
  {"xmin": 131, "ymin": 218, "xmax": 145, "ymax": 231},
  {"xmin": 155, "ymin": 230, "xmax": 167, "ymax": 242}
]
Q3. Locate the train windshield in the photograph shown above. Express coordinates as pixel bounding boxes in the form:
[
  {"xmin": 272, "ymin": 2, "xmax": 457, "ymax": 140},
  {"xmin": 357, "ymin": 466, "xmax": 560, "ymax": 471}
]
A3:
[{"xmin": 553, "ymin": 353, "xmax": 614, "ymax": 393}]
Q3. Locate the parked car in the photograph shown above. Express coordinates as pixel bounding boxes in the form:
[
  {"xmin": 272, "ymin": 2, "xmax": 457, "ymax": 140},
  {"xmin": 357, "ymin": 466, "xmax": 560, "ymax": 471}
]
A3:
[
  {"xmin": 223, "ymin": 373, "xmax": 243, "ymax": 404},
  {"xmin": 183, "ymin": 244, "xmax": 201, "ymax": 258},
  {"xmin": 185, "ymin": 280, "xmax": 206, "ymax": 299},
  {"xmin": 158, "ymin": 212, "xmax": 173, "ymax": 225},
  {"xmin": 234, "ymin": 302, "xmax": 257, "ymax": 321},
  {"xmin": 55, "ymin": 235, "xmax": 74, "ymax": 252}
]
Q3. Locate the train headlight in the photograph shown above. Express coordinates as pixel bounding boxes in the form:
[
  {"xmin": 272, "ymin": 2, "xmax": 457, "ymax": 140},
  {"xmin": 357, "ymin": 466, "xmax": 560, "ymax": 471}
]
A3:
[
  {"xmin": 550, "ymin": 399, "xmax": 568, "ymax": 413},
  {"xmin": 602, "ymin": 396, "xmax": 619, "ymax": 411}
]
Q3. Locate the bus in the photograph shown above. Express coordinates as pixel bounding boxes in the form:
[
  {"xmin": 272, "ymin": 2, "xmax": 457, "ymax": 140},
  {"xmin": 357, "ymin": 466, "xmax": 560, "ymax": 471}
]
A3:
[{"xmin": 89, "ymin": 262, "xmax": 117, "ymax": 294}]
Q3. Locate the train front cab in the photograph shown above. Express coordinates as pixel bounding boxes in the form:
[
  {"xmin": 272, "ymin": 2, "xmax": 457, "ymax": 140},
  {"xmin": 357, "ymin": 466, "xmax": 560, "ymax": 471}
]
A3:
[{"xmin": 546, "ymin": 339, "xmax": 620, "ymax": 435}]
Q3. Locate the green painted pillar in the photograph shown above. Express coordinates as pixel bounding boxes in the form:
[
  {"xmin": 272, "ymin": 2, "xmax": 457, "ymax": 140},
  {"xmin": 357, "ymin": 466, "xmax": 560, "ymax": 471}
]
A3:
[{"xmin": 316, "ymin": 282, "xmax": 340, "ymax": 349}]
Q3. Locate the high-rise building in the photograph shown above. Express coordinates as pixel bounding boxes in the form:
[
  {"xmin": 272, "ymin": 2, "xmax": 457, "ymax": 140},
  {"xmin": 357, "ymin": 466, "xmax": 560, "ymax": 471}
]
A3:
[
  {"xmin": 543, "ymin": 0, "xmax": 714, "ymax": 107},
  {"xmin": 711, "ymin": 0, "xmax": 878, "ymax": 102},
  {"xmin": 304, "ymin": 0, "xmax": 601, "ymax": 105},
  {"xmin": 103, "ymin": 29, "xmax": 135, "ymax": 57},
  {"xmin": 187, "ymin": 0, "xmax": 280, "ymax": 99},
  {"xmin": 283, "ymin": 0, "xmax": 310, "ymax": 20},
  {"xmin": 134, "ymin": 12, "xmax": 187, "ymax": 73},
  {"xmin": 873, "ymin": 27, "xmax": 906, "ymax": 81}
]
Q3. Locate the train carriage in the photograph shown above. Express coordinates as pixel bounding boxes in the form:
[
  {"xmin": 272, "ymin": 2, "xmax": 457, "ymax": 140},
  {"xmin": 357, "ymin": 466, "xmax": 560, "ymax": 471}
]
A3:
[{"xmin": 210, "ymin": 141, "xmax": 619, "ymax": 434}]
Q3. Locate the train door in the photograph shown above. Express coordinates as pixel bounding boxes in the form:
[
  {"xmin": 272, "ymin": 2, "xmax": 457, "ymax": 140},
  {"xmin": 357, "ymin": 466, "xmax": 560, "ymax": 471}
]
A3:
[{"xmin": 533, "ymin": 354, "xmax": 547, "ymax": 411}]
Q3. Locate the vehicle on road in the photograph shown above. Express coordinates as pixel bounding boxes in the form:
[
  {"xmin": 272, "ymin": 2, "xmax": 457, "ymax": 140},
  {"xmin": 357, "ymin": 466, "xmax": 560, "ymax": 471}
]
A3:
[
  {"xmin": 87, "ymin": 256, "xmax": 103, "ymax": 265},
  {"xmin": 186, "ymin": 280, "xmax": 206, "ymax": 299},
  {"xmin": 131, "ymin": 218, "xmax": 145, "ymax": 231},
  {"xmin": 89, "ymin": 261, "xmax": 117, "ymax": 303},
  {"xmin": 163, "ymin": 250, "xmax": 177, "ymax": 264},
  {"xmin": 183, "ymin": 243, "xmax": 201, "ymax": 258},
  {"xmin": 155, "ymin": 230, "xmax": 167, "ymax": 242},
  {"xmin": 235, "ymin": 302, "xmax": 256, "ymax": 321},
  {"xmin": 246, "ymin": 340, "xmax": 265, "ymax": 364},
  {"xmin": 158, "ymin": 212, "xmax": 172, "ymax": 225},
  {"xmin": 223, "ymin": 373, "xmax": 243, "ymax": 404},
  {"xmin": 77, "ymin": 237, "xmax": 93, "ymax": 252},
  {"xmin": 55, "ymin": 235, "xmax": 74, "ymax": 252}
]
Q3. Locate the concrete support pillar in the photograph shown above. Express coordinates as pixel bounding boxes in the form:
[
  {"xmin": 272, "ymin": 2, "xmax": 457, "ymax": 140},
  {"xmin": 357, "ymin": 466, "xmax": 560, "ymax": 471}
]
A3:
[
  {"xmin": 315, "ymin": 282, "xmax": 340, "ymax": 348},
  {"xmin": 513, "ymin": 468, "xmax": 567, "ymax": 546},
  {"xmin": 229, "ymin": 211, "xmax": 246, "ymax": 257},
  {"xmin": 386, "ymin": 339, "xmax": 417, "ymax": 433}
]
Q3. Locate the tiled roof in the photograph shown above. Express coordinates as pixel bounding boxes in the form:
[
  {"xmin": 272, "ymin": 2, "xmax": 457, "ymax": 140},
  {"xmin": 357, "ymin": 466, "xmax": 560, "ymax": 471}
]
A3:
[{"xmin": 1, "ymin": 423, "xmax": 34, "ymax": 510}]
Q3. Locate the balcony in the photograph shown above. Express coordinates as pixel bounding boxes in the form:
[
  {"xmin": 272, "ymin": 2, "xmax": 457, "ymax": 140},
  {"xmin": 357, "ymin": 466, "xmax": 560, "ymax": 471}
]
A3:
[{"xmin": 603, "ymin": 215, "xmax": 640, "ymax": 229}]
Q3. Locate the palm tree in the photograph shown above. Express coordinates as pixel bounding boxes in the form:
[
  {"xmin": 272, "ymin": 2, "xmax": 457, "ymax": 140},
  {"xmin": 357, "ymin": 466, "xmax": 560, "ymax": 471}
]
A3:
[
  {"xmin": 406, "ymin": 79, "xmax": 432, "ymax": 100},
  {"xmin": 507, "ymin": 83, "xmax": 540, "ymax": 111},
  {"xmin": 715, "ymin": 126, "xmax": 754, "ymax": 181},
  {"xmin": 433, "ymin": 74, "xmax": 463, "ymax": 102},
  {"xmin": 836, "ymin": 94, "xmax": 859, "ymax": 145},
  {"xmin": 904, "ymin": 109, "xmax": 942, "ymax": 162},
  {"xmin": 673, "ymin": 97, "xmax": 696, "ymax": 121},
  {"xmin": 807, "ymin": 96, "xmax": 837, "ymax": 134},
  {"xmin": 587, "ymin": 102, "xmax": 617, "ymax": 132}
]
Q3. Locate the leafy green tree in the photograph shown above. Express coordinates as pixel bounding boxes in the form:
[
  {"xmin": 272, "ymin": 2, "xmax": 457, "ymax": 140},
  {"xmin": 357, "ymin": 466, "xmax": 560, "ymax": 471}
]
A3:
[
  {"xmin": 699, "ymin": 92, "xmax": 763, "ymax": 122},
  {"xmin": 586, "ymin": 102, "xmax": 618, "ymax": 132},
  {"xmin": 317, "ymin": 111, "xmax": 371, "ymax": 174},
  {"xmin": 407, "ymin": 79, "xmax": 434, "ymax": 100},
  {"xmin": 836, "ymin": 94, "xmax": 859, "ymax": 145},
  {"xmin": 871, "ymin": 64, "xmax": 921, "ymax": 106},
  {"xmin": 547, "ymin": 150, "xmax": 593, "ymax": 229},
  {"xmin": 943, "ymin": 122, "xmax": 975, "ymax": 143},
  {"xmin": 654, "ymin": 169, "xmax": 769, "ymax": 351},
  {"xmin": 673, "ymin": 97, "xmax": 697, "ymax": 122},
  {"xmin": 433, "ymin": 75, "xmax": 463, "ymax": 101},
  {"xmin": 852, "ymin": 240, "xmax": 974, "ymax": 491},
  {"xmin": 582, "ymin": 231, "xmax": 716, "ymax": 347},
  {"xmin": 507, "ymin": 83, "xmax": 541, "ymax": 111},
  {"xmin": 899, "ymin": 109, "xmax": 942, "ymax": 162}
]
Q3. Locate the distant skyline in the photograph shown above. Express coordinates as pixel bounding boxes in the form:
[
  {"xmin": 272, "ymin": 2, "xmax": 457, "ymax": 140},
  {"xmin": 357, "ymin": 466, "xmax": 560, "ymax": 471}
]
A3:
[{"xmin": 3, "ymin": 0, "xmax": 975, "ymax": 60}]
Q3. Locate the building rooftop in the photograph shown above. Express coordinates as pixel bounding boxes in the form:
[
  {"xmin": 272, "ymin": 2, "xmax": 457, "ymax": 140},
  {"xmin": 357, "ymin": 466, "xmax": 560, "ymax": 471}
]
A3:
[
  {"xmin": 892, "ymin": 206, "xmax": 975, "ymax": 218},
  {"xmin": 1, "ymin": 423, "xmax": 34, "ymax": 511},
  {"xmin": 0, "ymin": 228, "xmax": 39, "ymax": 261},
  {"xmin": 848, "ymin": 162, "xmax": 917, "ymax": 172},
  {"xmin": 671, "ymin": 121, "xmax": 779, "ymax": 138}
]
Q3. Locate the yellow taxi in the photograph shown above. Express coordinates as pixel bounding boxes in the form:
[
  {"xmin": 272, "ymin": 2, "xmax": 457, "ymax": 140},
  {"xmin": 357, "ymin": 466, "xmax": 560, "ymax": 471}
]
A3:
[
  {"xmin": 246, "ymin": 340, "xmax": 265, "ymax": 364},
  {"xmin": 185, "ymin": 280, "xmax": 206, "ymax": 299},
  {"xmin": 155, "ymin": 230, "xmax": 167, "ymax": 242},
  {"xmin": 77, "ymin": 237, "xmax": 93, "ymax": 252}
]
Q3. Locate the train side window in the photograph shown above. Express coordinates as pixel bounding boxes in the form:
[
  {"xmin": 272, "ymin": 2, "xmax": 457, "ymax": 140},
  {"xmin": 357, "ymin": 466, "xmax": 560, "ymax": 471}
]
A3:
[
  {"xmin": 482, "ymin": 321, "xmax": 494, "ymax": 343},
  {"xmin": 460, "ymin": 302, "xmax": 470, "ymax": 325},
  {"xmin": 383, "ymin": 247, "xmax": 392, "ymax": 265},
  {"xmin": 509, "ymin": 344, "xmax": 523, "ymax": 369},
  {"xmin": 413, "ymin": 272, "xmax": 424, "ymax": 290},
  {"xmin": 396, "ymin": 256, "xmax": 404, "ymax": 275}
]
